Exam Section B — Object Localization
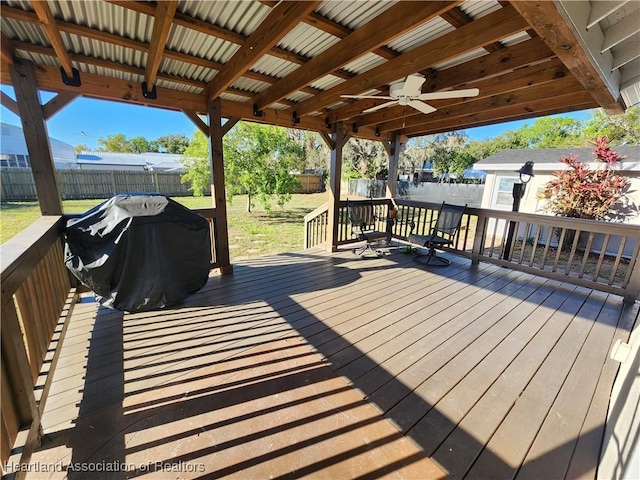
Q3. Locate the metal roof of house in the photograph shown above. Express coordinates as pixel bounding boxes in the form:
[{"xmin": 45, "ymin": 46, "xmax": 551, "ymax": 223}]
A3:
[
  {"xmin": 1, "ymin": 1, "xmax": 638, "ymax": 141},
  {"xmin": 76, "ymin": 151, "xmax": 184, "ymax": 170}
]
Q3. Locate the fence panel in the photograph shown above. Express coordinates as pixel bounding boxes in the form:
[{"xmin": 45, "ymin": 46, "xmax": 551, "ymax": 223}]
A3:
[{"xmin": 1, "ymin": 168, "xmax": 322, "ymax": 201}]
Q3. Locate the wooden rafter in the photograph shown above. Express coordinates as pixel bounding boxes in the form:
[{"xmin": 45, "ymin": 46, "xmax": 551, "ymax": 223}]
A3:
[
  {"xmin": 402, "ymin": 90, "xmax": 596, "ymax": 137},
  {"xmin": 252, "ymin": 1, "xmax": 460, "ymax": 111},
  {"xmin": 206, "ymin": 1, "xmax": 321, "ymax": 100},
  {"xmin": 392, "ymin": 74, "xmax": 584, "ymax": 135},
  {"xmin": 0, "ymin": 1, "xmax": 624, "ymax": 141},
  {"xmin": 1, "ymin": 32, "xmax": 16, "ymax": 64},
  {"xmin": 30, "ymin": 1, "xmax": 74, "ymax": 76},
  {"xmin": 331, "ymin": 37, "xmax": 556, "ymax": 125},
  {"xmin": 510, "ymin": 1, "xmax": 624, "ymax": 114},
  {"xmin": 260, "ymin": 0, "xmax": 406, "ymax": 60},
  {"xmin": 372, "ymin": 59, "xmax": 570, "ymax": 132},
  {"xmin": 144, "ymin": 0, "xmax": 178, "ymax": 88},
  {"xmin": 106, "ymin": 0, "xmax": 337, "ymax": 76},
  {"xmin": 291, "ymin": 5, "xmax": 528, "ymax": 118}
]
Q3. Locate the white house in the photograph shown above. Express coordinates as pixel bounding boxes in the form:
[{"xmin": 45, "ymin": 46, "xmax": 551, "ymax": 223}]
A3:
[
  {"xmin": 0, "ymin": 122, "xmax": 77, "ymax": 169},
  {"xmin": 474, "ymin": 146, "xmax": 640, "ymax": 225}
]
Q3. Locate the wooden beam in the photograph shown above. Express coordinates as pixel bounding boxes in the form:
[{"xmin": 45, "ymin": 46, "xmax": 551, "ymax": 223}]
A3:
[
  {"xmin": 221, "ymin": 117, "xmax": 240, "ymax": 137},
  {"xmin": 401, "ymin": 89, "xmax": 596, "ymax": 137},
  {"xmin": 30, "ymin": 0, "xmax": 74, "ymax": 76},
  {"xmin": 319, "ymin": 131, "xmax": 335, "ymax": 151},
  {"xmin": 386, "ymin": 134, "xmax": 402, "ymax": 199},
  {"xmin": 1, "ymin": 61, "xmax": 207, "ymax": 113},
  {"xmin": 252, "ymin": 1, "xmax": 459, "ymax": 110},
  {"xmin": 510, "ymin": 1, "xmax": 623, "ymax": 114},
  {"xmin": 441, "ymin": 6, "xmax": 504, "ymax": 52},
  {"xmin": 144, "ymin": 0, "xmax": 178, "ymax": 88},
  {"xmin": 206, "ymin": 1, "xmax": 321, "ymax": 99},
  {"xmin": 1, "ymin": 32, "xmax": 16, "ymax": 65},
  {"xmin": 398, "ymin": 75, "xmax": 583, "ymax": 131},
  {"xmin": 182, "ymin": 110, "xmax": 208, "ymax": 136},
  {"xmin": 3, "ymin": 5, "xmax": 324, "ymax": 98},
  {"xmin": 208, "ymin": 97, "xmax": 232, "ymax": 274},
  {"xmin": 1, "ymin": 91, "xmax": 19, "ymax": 116},
  {"xmin": 12, "ymin": 40, "xmax": 297, "ymax": 100},
  {"xmin": 327, "ymin": 123, "xmax": 345, "ymax": 252},
  {"xmin": 9, "ymin": 59, "xmax": 62, "ymax": 215},
  {"xmin": 106, "ymin": 0, "xmax": 330, "ymax": 73},
  {"xmin": 329, "ymin": 36, "xmax": 556, "ymax": 124},
  {"xmin": 292, "ymin": 5, "xmax": 529, "ymax": 117},
  {"xmin": 375, "ymin": 58, "xmax": 570, "ymax": 132},
  {"xmin": 42, "ymin": 91, "xmax": 78, "ymax": 120}
]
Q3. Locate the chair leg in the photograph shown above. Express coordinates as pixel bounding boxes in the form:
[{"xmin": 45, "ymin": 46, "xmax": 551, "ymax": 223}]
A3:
[
  {"xmin": 413, "ymin": 244, "xmax": 450, "ymax": 266},
  {"xmin": 352, "ymin": 242, "xmax": 383, "ymax": 258}
]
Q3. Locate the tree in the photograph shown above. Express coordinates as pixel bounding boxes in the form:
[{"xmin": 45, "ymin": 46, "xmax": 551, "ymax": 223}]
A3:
[
  {"xmin": 97, "ymin": 133, "xmax": 130, "ymax": 152},
  {"xmin": 224, "ymin": 123, "xmax": 301, "ymax": 212},
  {"xmin": 517, "ymin": 116, "xmax": 585, "ymax": 148},
  {"xmin": 583, "ymin": 106, "xmax": 640, "ymax": 145},
  {"xmin": 400, "ymin": 137, "xmax": 429, "ymax": 174},
  {"xmin": 129, "ymin": 136, "xmax": 151, "ymax": 153},
  {"xmin": 342, "ymin": 138, "xmax": 387, "ymax": 179},
  {"xmin": 538, "ymin": 136, "xmax": 631, "ymax": 221},
  {"xmin": 180, "ymin": 132, "xmax": 210, "ymax": 196},
  {"xmin": 428, "ymin": 132, "xmax": 469, "ymax": 180},
  {"xmin": 154, "ymin": 134, "xmax": 191, "ymax": 153},
  {"xmin": 180, "ymin": 122, "xmax": 302, "ymax": 213}
]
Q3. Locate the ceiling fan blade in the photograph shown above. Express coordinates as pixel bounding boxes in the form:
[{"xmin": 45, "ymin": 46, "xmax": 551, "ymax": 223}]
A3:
[
  {"xmin": 341, "ymin": 94, "xmax": 395, "ymax": 100},
  {"xmin": 400, "ymin": 74, "xmax": 426, "ymax": 95},
  {"xmin": 418, "ymin": 88, "xmax": 480, "ymax": 101},
  {"xmin": 408, "ymin": 100, "xmax": 437, "ymax": 114},
  {"xmin": 362, "ymin": 100, "xmax": 399, "ymax": 113}
]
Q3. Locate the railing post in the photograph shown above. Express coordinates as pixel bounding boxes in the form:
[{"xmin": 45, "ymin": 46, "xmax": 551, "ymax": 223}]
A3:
[
  {"xmin": 471, "ymin": 212, "xmax": 487, "ymax": 265},
  {"xmin": 624, "ymin": 252, "xmax": 640, "ymax": 305}
]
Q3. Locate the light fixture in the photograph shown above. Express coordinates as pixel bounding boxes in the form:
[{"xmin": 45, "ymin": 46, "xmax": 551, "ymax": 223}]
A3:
[
  {"xmin": 503, "ymin": 160, "xmax": 535, "ymax": 260},
  {"xmin": 516, "ymin": 160, "xmax": 535, "ymax": 184}
]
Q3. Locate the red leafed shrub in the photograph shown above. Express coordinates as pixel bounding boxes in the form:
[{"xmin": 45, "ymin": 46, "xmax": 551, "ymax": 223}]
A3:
[{"xmin": 539, "ymin": 136, "xmax": 630, "ymax": 220}]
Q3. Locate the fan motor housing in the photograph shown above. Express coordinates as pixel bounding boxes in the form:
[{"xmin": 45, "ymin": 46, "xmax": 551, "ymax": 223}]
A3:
[{"xmin": 389, "ymin": 82, "xmax": 406, "ymax": 98}]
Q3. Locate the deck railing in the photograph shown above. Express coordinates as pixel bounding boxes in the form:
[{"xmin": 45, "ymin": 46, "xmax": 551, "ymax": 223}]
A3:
[
  {"xmin": 0, "ymin": 207, "xmax": 221, "ymax": 476},
  {"xmin": 1, "ymin": 216, "xmax": 75, "ymax": 476},
  {"xmin": 305, "ymin": 198, "xmax": 640, "ymax": 303}
]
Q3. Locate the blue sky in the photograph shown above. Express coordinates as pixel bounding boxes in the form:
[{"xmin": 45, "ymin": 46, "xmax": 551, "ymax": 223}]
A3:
[{"xmin": 0, "ymin": 86, "xmax": 594, "ymax": 149}]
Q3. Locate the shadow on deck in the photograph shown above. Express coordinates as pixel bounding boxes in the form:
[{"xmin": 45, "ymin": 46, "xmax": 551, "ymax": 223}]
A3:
[{"xmin": 25, "ymin": 245, "xmax": 638, "ymax": 479}]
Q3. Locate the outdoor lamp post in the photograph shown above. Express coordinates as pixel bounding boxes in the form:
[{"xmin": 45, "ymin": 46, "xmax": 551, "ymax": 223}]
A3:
[{"xmin": 503, "ymin": 161, "xmax": 535, "ymax": 260}]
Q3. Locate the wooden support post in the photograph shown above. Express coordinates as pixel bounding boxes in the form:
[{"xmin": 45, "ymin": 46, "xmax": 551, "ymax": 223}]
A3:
[
  {"xmin": 9, "ymin": 59, "xmax": 62, "ymax": 215},
  {"xmin": 326, "ymin": 123, "xmax": 345, "ymax": 252},
  {"xmin": 208, "ymin": 97, "xmax": 233, "ymax": 274},
  {"xmin": 386, "ymin": 134, "xmax": 402, "ymax": 199}
]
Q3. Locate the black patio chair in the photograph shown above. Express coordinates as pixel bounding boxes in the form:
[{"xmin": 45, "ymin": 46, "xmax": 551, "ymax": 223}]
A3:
[
  {"xmin": 408, "ymin": 202, "xmax": 467, "ymax": 266},
  {"xmin": 347, "ymin": 199, "xmax": 388, "ymax": 257}
]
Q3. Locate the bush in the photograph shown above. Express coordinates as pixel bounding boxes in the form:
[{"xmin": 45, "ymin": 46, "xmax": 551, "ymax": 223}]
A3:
[{"xmin": 539, "ymin": 136, "xmax": 630, "ymax": 221}]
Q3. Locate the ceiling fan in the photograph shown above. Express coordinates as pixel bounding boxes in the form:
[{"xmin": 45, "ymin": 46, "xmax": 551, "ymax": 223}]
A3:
[{"xmin": 341, "ymin": 74, "xmax": 480, "ymax": 114}]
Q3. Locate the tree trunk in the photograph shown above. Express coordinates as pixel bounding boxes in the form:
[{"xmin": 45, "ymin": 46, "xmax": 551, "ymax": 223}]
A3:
[{"xmin": 247, "ymin": 194, "xmax": 251, "ymax": 213}]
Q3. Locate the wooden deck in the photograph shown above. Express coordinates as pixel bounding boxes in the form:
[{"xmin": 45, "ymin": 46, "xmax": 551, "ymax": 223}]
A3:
[{"xmin": 25, "ymin": 245, "xmax": 638, "ymax": 479}]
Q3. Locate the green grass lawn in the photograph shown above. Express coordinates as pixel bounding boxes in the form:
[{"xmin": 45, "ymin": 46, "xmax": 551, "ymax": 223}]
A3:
[{"xmin": 0, "ymin": 193, "xmax": 329, "ymax": 260}]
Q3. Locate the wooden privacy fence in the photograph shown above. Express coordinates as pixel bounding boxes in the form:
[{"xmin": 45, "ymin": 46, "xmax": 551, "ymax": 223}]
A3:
[
  {"xmin": 304, "ymin": 198, "xmax": 640, "ymax": 304},
  {"xmin": 1, "ymin": 168, "xmax": 323, "ymax": 201}
]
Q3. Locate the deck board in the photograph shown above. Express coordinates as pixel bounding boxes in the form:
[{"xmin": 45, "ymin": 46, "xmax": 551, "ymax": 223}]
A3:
[{"xmin": 25, "ymin": 246, "xmax": 634, "ymax": 479}]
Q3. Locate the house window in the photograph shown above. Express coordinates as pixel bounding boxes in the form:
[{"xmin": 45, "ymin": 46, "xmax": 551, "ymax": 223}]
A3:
[
  {"xmin": 0, "ymin": 154, "xmax": 31, "ymax": 168},
  {"xmin": 493, "ymin": 175, "xmax": 519, "ymax": 210}
]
